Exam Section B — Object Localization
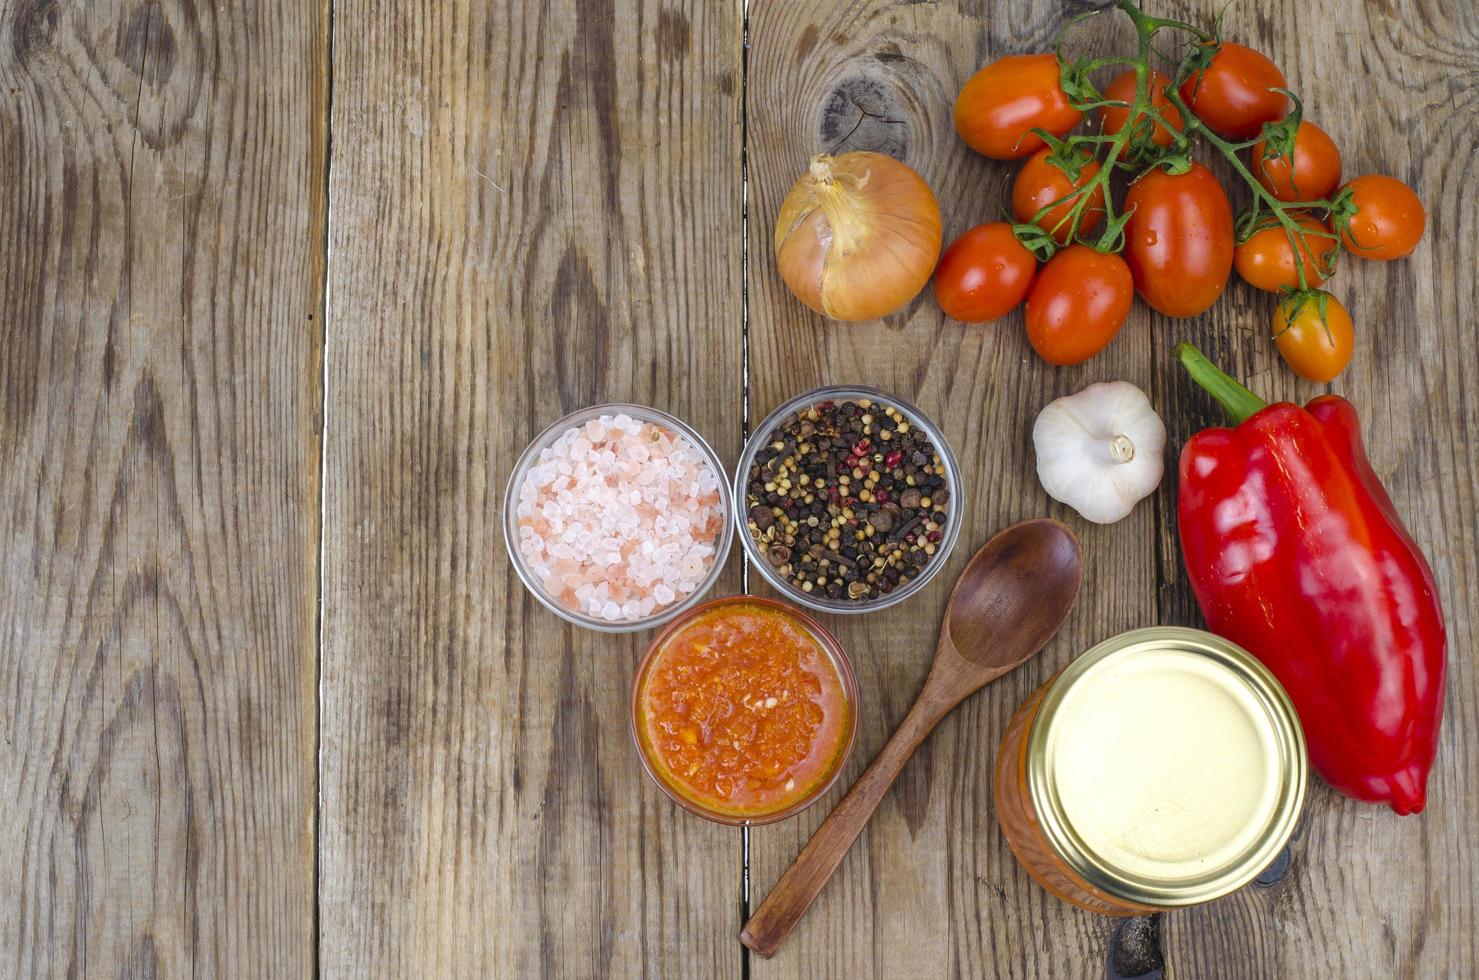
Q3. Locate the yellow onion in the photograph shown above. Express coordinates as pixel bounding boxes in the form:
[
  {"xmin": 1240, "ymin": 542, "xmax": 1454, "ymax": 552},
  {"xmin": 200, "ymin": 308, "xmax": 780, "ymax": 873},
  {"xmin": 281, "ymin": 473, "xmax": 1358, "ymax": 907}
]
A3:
[{"xmin": 774, "ymin": 152, "xmax": 942, "ymax": 321}]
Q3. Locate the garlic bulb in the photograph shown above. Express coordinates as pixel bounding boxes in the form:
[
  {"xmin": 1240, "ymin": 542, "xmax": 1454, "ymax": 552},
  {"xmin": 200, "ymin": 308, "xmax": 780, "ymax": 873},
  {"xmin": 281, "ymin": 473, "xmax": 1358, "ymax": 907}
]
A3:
[{"xmin": 1033, "ymin": 382, "xmax": 1166, "ymax": 524}]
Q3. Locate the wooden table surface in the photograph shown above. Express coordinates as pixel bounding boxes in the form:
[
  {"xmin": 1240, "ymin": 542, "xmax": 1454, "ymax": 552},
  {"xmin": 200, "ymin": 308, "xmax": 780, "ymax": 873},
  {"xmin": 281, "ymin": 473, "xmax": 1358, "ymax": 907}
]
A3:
[{"xmin": 3, "ymin": 0, "xmax": 1476, "ymax": 975}]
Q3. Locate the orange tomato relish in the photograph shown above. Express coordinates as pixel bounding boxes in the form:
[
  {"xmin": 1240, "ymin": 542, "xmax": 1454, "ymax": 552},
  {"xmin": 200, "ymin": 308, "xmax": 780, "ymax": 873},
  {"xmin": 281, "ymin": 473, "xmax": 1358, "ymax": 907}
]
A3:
[{"xmin": 636, "ymin": 600, "xmax": 853, "ymax": 819}]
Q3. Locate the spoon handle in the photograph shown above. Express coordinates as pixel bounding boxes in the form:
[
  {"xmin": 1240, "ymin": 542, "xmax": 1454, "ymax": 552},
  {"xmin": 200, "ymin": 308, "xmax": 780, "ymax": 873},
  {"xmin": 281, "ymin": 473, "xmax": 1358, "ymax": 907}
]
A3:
[{"xmin": 739, "ymin": 686, "xmax": 961, "ymax": 958}]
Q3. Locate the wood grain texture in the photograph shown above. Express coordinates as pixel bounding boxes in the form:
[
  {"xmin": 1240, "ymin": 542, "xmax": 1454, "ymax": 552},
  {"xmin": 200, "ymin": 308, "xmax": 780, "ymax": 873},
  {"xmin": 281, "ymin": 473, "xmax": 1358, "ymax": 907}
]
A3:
[
  {"xmin": 745, "ymin": 3, "xmax": 1157, "ymax": 977},
  {"xmin": 1148, "ymin": 1, "xmax": 1479, "ymax": 977},
  {"xmin": 0, "ymin": 0, "xmax": 326, "ymax": 975},
  {"xmin": 318, "ymin": 0, "xmax": 745, "ymax": 975},
  {"xmin": 4, "ymin": 0, "xmax": 1474, "ymax": 974},
  {"xmin": 746, "ymin": 0, "xmax": 1477, "ymax": 977}
]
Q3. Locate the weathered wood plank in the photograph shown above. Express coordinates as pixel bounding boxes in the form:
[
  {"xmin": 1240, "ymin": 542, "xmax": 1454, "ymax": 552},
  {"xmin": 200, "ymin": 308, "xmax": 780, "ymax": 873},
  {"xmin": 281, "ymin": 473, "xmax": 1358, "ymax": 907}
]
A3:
[
  {"xmin": 744, "ymin": 3, "xmax": 1156, "ymax": 976},
  {"xmin": 1150, "ymin": 0, "xmax": 1479, "ymax": 976},
  {"xmin": 747, "ymin": 0, "xmax": 1477, "ymax": 976},
  {"xmin": 0, "ymin": 0, "xmax": 326, "ymax": 975},
  {"xmin": 319, "ymin": 0, "xmax": 745, "ymax": 975}
]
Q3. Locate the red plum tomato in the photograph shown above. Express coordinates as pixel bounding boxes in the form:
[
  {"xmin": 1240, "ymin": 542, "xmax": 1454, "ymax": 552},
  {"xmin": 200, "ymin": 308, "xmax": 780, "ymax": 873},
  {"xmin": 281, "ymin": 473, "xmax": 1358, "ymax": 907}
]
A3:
[
  {"xmin": 1251, "ymin": 121, "xmax": 1342, "ymax": 202},
  {"xmin": 1024, "ymin": 245, "xmax": 1133, "ymax": 366},
  {"xmin": 954, "ymin": 54, "xmax": 1083, "ymax": 160},
  {"xmin": 1011, "ymin": 149, "xmax": 1105, "ymax": 245},
  {"xmin": 1179, "ymin": 42, "xmax": 1288, "ymax": 140},
  {"xmin": 1100, "ymin": 69, "xmax": 1184, "ymax": 149},
  {"xmin": 1338, "ymin": 175, "xmax": 1425, "ymax": 260},
  {"xmin": 1123, "ymin": 162, "xmax": 1234, "ymax": 317},
  {"xmin": 933, "ymin": 223, "xmax": 1037, "ymax": 323},
  {"xmin": 1234, "ymin": 214, "xmax": 1338, "ymax": 292}
]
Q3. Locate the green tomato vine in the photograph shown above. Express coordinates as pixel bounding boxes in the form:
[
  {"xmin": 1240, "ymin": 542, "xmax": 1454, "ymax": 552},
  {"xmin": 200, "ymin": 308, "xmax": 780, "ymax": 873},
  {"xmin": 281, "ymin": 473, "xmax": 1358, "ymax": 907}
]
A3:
[{"xmin": 1010, "ymin": 0, "xmax": 1353, "ymax": 311}]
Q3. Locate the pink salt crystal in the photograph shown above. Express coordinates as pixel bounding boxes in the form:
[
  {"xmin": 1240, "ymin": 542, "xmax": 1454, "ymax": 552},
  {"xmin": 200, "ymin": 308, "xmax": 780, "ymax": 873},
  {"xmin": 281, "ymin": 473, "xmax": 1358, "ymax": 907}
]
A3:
[{"xmin": 514, "ymin": 413, "xmax": 724, "ymax": 623}]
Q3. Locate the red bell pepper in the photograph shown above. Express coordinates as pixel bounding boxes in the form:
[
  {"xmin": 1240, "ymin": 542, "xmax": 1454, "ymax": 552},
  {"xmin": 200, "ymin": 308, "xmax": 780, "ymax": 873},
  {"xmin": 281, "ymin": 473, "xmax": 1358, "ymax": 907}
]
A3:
[{"xmin": 1175, "ymin": 343, "xmax": 1446, "ymax": 815}]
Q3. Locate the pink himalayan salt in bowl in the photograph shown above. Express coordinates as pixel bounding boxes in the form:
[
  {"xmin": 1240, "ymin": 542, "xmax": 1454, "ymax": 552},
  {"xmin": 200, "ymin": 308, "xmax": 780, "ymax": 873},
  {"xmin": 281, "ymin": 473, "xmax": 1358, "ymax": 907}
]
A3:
[{"xmin": 503, "ymin": 404, "xmax": 734, "ymax": 633}]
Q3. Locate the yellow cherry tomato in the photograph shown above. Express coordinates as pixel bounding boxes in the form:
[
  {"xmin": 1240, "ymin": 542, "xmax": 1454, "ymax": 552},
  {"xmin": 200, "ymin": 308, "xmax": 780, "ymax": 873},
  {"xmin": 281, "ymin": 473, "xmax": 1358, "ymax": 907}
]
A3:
[{"xmin": 1272, "ymin": 291, "xmax": 1354, "ymax": 382}]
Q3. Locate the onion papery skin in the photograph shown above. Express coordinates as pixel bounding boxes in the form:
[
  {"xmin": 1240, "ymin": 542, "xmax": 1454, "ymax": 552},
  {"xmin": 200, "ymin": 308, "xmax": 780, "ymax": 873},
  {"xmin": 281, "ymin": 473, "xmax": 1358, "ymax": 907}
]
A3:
[{"xmin": 774, "ymin": 152, "xmax": 942, "ymax": 322}]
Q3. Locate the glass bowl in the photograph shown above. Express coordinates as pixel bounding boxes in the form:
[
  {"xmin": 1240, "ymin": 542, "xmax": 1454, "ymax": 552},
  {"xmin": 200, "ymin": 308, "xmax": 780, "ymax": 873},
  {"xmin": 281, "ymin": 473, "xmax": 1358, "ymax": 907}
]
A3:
[
  {"xmin": 630, "ymin": 595, "xmax": 860, "ymax": 825},
  {"xmin": 503, "ymin": 403, "xmax": 734, "ymax": 633},
  {"xmin": 733, "ymin": 385, "xmax": 964, "ymax": 615}
]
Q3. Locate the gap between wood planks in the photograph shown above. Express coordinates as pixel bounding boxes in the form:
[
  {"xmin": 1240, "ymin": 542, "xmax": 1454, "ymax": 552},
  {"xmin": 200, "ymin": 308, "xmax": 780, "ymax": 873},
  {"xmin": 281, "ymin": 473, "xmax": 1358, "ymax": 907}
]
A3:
[
  {"xmin": 314, "ymin": 0, "xmax": 337, "ymax": 975},
  {"xmin": 739, "ymin": 0, "xmax": 754, "ymax": 977}
]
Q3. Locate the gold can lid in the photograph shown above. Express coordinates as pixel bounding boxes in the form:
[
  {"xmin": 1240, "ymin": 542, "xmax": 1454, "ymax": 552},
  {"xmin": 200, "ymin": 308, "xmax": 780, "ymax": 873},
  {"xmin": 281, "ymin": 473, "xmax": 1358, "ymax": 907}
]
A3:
[{"xmin": 1027, "ymin": 627, "xmax": 1307, "ymax": 908}]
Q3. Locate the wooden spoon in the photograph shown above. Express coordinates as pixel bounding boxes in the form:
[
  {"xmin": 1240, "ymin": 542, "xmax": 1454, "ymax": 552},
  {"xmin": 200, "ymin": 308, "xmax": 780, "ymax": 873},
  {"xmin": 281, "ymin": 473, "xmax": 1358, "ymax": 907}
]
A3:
[{"xmin": 739, "ymin": 518, "xmax": 1084, "ymax": 958}]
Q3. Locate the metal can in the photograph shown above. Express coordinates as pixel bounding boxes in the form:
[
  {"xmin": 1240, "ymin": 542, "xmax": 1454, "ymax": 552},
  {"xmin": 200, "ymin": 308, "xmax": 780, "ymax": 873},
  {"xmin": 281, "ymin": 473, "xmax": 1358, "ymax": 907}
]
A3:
[{"xmin": 995, "ymin": 627, "xmax": 1307, "ymax": 914}]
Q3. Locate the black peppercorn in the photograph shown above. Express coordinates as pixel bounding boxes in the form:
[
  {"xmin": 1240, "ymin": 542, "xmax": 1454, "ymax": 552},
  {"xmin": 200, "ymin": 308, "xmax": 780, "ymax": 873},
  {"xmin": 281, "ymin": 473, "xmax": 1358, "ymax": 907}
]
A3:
[{"xmin": 746, "ymin": 395, "xmax": 949, "ymax": 604}]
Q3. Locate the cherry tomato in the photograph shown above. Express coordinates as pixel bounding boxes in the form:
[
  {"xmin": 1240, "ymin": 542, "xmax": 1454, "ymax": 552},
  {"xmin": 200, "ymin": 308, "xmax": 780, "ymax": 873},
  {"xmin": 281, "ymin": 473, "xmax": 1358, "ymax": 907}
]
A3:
[
  {"xmin": 1337, "ymin": 175, "xmax": 1425, "ymax": 260},
  {"xmin": 1273, "ymin": 290, "xmax": 1354, "ymax": 382},
  {"xmin": 1100, "ymin": 69, "xmax": 1184, "ymax": 149},
  {"xmin": 954, "ymin": 54, "xmax": 1083, "ymax": 160},
  {"xmin": 1123, "ymin": 162, "xmax": 1234, "ymax": 317},
  {"xmin": 1024, "ymin": 245, "xmax": 1134, "ymax": 365},
  {"xmin": 1012, "ymin": 149, "xmax": 1105, "ymax": 245},
  {"xmin": 933, "ymin": 222, "xmax": 1038, "ymax": 323},
  {"xmin": 1234, "ymin": 214, "xmax": 1338, "ymax": 292},
  {"xmin": 1251, "ymin": 121, "xmax": 1342, "ymax": 202},
  {"xmin": 1178, "ymin": 42, "xmax": 1288, "ymax": 140}
]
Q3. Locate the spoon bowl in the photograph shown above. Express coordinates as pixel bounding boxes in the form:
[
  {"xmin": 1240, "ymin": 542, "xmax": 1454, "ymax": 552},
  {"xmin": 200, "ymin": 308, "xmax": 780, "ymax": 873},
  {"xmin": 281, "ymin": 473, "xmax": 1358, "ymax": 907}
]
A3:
[
  {"xmin": 740, "ymin": 519, "xmax": 1084, "ymax": 958},
  {"xmin": 943, "ymin": 518, "xmax": 1085, "ymax": 673}
]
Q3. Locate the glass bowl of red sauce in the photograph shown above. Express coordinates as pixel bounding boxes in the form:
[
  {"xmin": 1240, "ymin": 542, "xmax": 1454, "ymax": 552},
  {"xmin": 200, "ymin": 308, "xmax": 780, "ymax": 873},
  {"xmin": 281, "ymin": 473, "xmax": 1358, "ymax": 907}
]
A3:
[{"xmin": 631, "ymin": 596, "xmax": 859, "ymax": 824}]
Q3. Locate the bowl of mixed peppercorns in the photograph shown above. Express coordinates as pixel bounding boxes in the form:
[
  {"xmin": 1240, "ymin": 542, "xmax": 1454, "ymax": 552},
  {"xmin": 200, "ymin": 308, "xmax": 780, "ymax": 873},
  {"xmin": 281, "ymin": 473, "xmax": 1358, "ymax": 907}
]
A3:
[{"xmin": 734, "ymin": 385, "xmax": 963, "ymax": 614}]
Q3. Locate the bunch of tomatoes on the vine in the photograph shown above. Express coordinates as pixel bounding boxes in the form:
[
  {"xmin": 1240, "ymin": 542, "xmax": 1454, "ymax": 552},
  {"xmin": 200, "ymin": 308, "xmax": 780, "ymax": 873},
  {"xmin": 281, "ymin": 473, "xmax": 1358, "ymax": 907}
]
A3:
[{"xmin": 933, "ymin": 0, "xmax": 1425, "ymax": 382}]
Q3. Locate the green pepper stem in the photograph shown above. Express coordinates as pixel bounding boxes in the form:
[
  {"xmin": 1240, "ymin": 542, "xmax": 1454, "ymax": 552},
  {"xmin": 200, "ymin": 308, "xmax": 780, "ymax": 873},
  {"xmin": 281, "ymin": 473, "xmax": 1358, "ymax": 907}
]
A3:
[{"xmin": 1176, "ymin": 343, "xmax": 1267, "ymax": 424}]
